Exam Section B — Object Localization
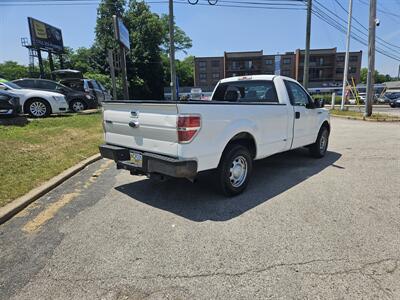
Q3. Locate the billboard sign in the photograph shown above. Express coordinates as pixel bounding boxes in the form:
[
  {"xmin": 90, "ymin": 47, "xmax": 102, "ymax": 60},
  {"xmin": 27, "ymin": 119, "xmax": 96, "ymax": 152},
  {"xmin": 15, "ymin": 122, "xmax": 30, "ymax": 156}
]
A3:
[
  {"xmin": 28, "ymin": 17, "xmax": 64, "ymax": 53},
  {"xmin": 113, "ymin": 16, "xmax": 130, "ymax": 50}
]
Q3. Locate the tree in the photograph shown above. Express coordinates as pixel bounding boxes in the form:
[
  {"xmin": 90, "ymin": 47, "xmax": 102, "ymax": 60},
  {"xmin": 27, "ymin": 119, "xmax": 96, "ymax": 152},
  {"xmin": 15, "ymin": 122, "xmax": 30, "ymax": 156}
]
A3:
[
  {"xmin": 124, "ymin": 1, "xmax": 165, "ymax": 99},
  {"xmin": 160, "ymin": 14, "xmax": 192, "ymax": 54},
  {"xmin": 94, "ymin": 0, "xmax": 126, "ymax": 72},
  {"xmin": 0, "ymin": 61, "xmax": 29, "ymax": 81},
  {"xmin": 360, "ymin": 67, "xmax": 393, "ymax": 84}
]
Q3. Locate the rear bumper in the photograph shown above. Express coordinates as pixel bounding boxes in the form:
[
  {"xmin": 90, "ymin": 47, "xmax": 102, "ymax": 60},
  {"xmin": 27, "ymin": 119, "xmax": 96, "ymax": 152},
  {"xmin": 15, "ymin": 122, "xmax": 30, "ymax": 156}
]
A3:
[{"xmin": 99, "ymin": 144, "xmax": 198, "ymax": 179}]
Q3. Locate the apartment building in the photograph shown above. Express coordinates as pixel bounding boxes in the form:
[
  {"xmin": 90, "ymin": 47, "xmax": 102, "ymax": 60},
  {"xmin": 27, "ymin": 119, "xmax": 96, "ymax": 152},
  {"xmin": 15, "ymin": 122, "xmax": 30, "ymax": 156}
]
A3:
[{"xmin": 194, "ymin": 48, "xmax": 362, "ymax": 89}]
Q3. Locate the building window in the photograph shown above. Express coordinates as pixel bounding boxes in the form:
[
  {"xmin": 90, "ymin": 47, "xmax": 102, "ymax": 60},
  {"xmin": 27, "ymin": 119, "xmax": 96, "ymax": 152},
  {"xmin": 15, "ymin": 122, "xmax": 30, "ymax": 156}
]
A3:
[
  {"xmin": 281, "ymin": 70, "xmax": 291, "ymax": 76},
  {"xmin": 211, "ymin": 60, "xmax": 220, "ymax": 68},
  {"xmin": 319, "ymin": 57, "xmax": 324, "ymax": 65},
  {"xmin": 265, "ymin": 59, "xmax": 273, "ymax": 65},
  {"xmin": 283, "ymin": 58, "xmax": 291, "ymax": 65},
  {"xmin": 244, "ymin": 60, "xmax": 253, "ymax": 69},
  {"xmin": 336, "ymin": 56, "xmax": 345, "ymax": 62},
  {"xmin": 199, "ymin": 73, "xmax": 207, "ymax": 80},
  {"xmin": 198, "ymin": 61, "xmax": 207, "ymax": 72},
  {"xmin": 212, "ymin": 73, "xmax": 220, "ymax": 79},
  {"xmin": 336, "ymin": 68, "xmax": 344, "ymax": 74},
  {"xmin": 349, "ymin": 67, "xmax": 357, "ymax": 73},
  {"xmin": 232, "ymin": 61, "xmax": 239, "ymax": 70},
  {"xmin": 349, "ymin": 55, "xmax": 358, "ymax": 62}
]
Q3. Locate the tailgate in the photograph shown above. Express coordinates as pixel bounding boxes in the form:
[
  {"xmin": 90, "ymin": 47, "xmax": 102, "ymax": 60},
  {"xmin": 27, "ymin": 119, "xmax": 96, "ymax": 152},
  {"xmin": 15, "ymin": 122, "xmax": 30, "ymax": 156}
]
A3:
[{"xmin": 103, "ymin": 102, "xmax": 179, "ymax": 157}]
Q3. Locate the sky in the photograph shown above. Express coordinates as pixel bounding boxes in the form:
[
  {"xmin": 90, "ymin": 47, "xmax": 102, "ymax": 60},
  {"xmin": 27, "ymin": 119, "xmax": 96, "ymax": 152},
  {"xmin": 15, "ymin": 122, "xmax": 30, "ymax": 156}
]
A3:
[{"xmin": 0, "ymin": 0, "xmax": 400, "ymax": 76}]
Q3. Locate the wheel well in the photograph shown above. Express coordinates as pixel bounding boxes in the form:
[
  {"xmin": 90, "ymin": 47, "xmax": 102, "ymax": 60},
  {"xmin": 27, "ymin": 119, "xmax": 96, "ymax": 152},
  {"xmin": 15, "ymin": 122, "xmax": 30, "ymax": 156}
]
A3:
[
  {"xmin": 223, "ymin": 132, "xmax": 257, "ymax": 159},
  {"xmin": 24, "ymin": 97, "xmax": 52, "ymax": 114},
  {"xmin": 321, "ymin": 121, "xmax": 330, "ymax": 133}
]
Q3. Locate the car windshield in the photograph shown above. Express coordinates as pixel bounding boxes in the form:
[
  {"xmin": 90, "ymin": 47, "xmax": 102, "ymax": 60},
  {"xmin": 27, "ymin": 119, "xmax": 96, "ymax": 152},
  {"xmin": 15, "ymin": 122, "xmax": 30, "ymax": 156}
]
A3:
[{"xmin": 1, "ymin": 81, "xmax": 22, "ymax": 90}]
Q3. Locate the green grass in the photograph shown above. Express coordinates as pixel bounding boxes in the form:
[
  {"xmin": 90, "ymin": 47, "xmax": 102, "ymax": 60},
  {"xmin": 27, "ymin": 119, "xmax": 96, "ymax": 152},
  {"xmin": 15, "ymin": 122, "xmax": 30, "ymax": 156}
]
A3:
[
  {"xmin": 329, "ymin": 109, "xmax": 400, "ymax": 121},
  {"xmin": 0, "ymin": 113, "xmax": 103, "ymax": 207}
]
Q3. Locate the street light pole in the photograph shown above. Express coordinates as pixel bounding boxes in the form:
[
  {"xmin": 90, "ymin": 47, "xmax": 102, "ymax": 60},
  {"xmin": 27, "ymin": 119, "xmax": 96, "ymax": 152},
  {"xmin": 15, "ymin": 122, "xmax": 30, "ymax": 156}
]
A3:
[
  {"xmin": 168, "ymin": 0, "xmax": 177, "ymax": 101},
  {"xmin": 303, "ymin": 0, "xmax": 312, "ymax": 89},
  {"xmin": 365, "ymin": 0, "xmax": 376, "ymax": 117},
  {"xmin": 340, "ymin": 0, "xmax": 353, "ymax": 111}
]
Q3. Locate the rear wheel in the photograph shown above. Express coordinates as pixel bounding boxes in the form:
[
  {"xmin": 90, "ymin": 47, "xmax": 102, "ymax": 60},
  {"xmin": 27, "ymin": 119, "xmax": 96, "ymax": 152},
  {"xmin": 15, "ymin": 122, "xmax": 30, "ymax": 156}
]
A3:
[
  {"xmin": 309, "ymin": 126, "xmax": 329, "ymax": 158},
  {"xmin": 217, "ymin": 144, "xmax": 253, "ymax": 196},
  {"xmin": 70, "ymin": 100, "xmax": 87, "ymax": 112},
  {"xmin": 26, "ymin": 99, "xmax": 51, "ymax": 118}
]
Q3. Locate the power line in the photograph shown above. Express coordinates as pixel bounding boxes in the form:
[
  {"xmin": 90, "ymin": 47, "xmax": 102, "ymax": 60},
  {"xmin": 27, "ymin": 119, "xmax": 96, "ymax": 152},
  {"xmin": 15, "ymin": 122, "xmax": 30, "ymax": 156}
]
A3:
[
  {"xmin": 333, "ymin": 0, "xmax": 400, "ymax": 50},
  {"xmin": 311, "ymin": 5, "xmax": 400, "ymax": 61}
]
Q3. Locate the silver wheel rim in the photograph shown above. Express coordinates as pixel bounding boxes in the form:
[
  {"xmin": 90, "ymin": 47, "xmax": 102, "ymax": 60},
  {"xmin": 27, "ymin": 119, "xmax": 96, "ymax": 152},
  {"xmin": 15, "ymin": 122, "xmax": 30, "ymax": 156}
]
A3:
[
  {"xmin": 229, "ymin": 155, "xmax": 248, "ymax": 188},
  {"xmin": 30, "ymin": 101, "xmax": 47, "ymax": 117},
  {"xmin": 319, "ymin": 130, "xmax": 328, "ymax": 153},
  {"xmin": 72, "ymin": 101, "xmax": 85, "ymax": 112}
]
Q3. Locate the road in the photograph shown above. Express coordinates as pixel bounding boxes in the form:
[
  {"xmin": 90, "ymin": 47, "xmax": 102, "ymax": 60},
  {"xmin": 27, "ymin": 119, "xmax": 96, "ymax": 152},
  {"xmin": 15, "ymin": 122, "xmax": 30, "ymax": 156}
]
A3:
[{"xmin": 1, "ymin": 118, "xmax": 399, "ymax": 299}]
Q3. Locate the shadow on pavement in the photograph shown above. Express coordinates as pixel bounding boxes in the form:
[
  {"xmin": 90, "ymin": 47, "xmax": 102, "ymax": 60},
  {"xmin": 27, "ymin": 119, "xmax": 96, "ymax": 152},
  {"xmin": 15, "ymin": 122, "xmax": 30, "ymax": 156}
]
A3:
[{"xmin": 115, "ymin": 149, "xmax": 342, "ymax": 222}]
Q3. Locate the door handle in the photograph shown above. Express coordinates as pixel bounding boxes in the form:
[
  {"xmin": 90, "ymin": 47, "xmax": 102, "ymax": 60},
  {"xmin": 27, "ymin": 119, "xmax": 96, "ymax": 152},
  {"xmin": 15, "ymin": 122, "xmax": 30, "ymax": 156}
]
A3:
[{"xmin": 295, "ymin": 112, "xmax": 301, "ymax": 119}]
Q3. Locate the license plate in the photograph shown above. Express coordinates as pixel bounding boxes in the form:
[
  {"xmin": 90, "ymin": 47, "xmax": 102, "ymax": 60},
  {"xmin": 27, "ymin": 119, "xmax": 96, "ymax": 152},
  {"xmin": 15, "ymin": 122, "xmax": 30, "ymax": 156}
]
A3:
[{"xmin": 130, "ymin": 151, "xmax": 143, "ymax": 168}]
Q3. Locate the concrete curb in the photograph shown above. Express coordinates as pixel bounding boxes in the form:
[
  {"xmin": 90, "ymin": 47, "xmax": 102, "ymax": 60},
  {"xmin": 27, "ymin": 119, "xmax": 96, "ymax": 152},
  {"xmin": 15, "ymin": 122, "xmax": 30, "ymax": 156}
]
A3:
[
  {"xmin": 331, "ymin": 114, "xmax": 400, "ymax": 122},
  {"xmin": 0, "ymin": 154, "xmax": 102, "ymax": 225}
]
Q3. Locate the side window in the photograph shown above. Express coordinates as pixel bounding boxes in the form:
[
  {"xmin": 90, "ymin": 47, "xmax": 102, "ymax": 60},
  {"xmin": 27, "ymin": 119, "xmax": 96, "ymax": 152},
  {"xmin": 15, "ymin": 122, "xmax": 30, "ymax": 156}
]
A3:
[
  {"xmin": 16, "ymin": 80, "xmax": 35, "ymax": 88},
  {"xmin": 37, "ymin": 80, "xmax": 57, "ymax": 90},
  {"xmin": 285, "ymin": 80, "xmax": 311, "ymax": 106},
  {"xmin": 91, "ymin": 80, "xmax": 100, "ymax": 90}
]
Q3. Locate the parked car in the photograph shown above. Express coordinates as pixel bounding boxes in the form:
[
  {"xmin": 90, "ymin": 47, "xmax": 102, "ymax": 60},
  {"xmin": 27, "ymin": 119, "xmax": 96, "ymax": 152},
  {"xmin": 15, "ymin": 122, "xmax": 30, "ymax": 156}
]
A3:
[
  {"xmin": 52, "ymin": 69, "xmax": 112, "ymax": 103},
  {"xmin": 0, "ymin": 81, "xmax": 68, "ymax": 117},
  {"xmin": 385, "ymin": 91, "xmax": 400, "ymax": 108},
  {"xmin": 59, "ymin": 78, "xmax": 112, "ymax": 104},
  {"xmin": 99, "ymin": 75, "xmax": 330, "ymax": 196},
  {"xmin": 12, "ymin": 78, "xmax": 98, "ymax": 112},
  {"xmin": 0, "ymin": 90, "xmax": 21, "ymax": 117}
]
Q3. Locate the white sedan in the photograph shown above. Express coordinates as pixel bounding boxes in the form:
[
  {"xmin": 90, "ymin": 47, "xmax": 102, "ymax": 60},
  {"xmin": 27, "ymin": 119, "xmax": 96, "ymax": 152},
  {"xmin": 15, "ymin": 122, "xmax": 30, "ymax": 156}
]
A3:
[{"xmin": 0, "ymin": 81, "xmax": 68, "ymax": 117}]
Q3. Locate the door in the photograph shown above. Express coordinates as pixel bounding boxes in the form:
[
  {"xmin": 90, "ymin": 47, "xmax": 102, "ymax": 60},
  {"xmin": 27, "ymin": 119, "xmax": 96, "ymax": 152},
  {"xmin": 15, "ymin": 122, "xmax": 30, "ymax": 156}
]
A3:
[
  {"xmin": 284, "ymin": 80, "xmax": 317, "ymax": 148},
  {"xmin": 89, "ymin": 80, "xmax": 105, "ymax": 104}
]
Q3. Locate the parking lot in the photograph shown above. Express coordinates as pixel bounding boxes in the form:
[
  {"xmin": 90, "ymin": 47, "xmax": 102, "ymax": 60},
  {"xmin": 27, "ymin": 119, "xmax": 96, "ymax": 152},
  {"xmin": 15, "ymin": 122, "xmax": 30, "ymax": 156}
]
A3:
[{"xmin": 0, "ymin": 117, "xmax": 399, "ymax": 299}]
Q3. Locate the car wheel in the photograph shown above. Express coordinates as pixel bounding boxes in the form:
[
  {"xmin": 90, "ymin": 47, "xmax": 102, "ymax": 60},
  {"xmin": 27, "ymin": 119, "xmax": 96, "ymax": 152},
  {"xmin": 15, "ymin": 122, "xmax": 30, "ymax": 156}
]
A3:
[
  {"xmin": 389, "ymin": 103, "xmax": 396, "ymax": 108},
  {"xmin": 26, "ymin": 99, "xmax": 51, "ymax": 118},
  {"xmin": 309, "ymin": 126, "xmax": 329, "ymax": 158},
  {"xmin": 70, "ymin": 100, "xmax": 87, "ymax": 113},
  {"xmin": 217, "ymin": 144, "xmax": 253, "ymax": 197}
]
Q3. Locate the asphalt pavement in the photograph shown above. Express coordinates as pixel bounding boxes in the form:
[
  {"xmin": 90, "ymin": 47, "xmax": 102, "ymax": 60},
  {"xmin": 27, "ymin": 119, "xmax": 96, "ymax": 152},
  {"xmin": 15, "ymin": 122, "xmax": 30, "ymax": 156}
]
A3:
[{"xmin": 0, "ymin": 118, "xmax": 399, "ymax": 299}]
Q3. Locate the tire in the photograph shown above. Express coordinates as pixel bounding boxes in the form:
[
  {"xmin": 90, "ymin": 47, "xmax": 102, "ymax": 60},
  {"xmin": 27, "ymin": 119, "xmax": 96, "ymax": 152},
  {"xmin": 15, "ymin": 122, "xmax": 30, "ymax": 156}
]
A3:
[
  {"xmin": 26, "ymin": 98, "xmax": 51, "ymax": 118},
  {"xmin": 217, "ymin": 144, "xmax": 253, "ymax": 197},
  {"xmin": 70, "ymin": 99, "xmax": 87, "ymax": 113},
  {"xmin": 389, "ymin": 103, "xmax": 396, "ymax": 108},
  {"xmin": 309, "ymin": 126, "xmax": 329, "ymax": 158}
]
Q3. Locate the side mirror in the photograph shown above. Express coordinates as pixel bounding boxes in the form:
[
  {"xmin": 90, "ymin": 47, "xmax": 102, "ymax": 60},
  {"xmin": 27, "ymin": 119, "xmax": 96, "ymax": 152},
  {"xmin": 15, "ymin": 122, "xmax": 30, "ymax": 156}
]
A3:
[{"xmin": 313, "ymin": 98, "xmax": 325, "ymax": 108}]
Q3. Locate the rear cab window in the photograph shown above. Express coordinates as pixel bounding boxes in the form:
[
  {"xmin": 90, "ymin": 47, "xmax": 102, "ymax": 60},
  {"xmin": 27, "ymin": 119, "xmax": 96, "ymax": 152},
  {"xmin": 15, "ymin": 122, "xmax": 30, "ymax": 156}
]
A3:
[{"xmin": 211, "ymin": 80, "xmax": 279, "ymax": 103}]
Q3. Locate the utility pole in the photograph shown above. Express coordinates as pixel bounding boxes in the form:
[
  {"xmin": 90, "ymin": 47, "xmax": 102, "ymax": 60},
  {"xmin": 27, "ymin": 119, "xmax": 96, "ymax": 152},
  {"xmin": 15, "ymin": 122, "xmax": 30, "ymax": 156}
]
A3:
[
  {"xmin": 303, "ymin": 0, "xmax": 312, "ymax": 89},
  {"xmin": 108, "ymin": 49, "xmax": 117, "ymax": 100},
  {"xmin": 365, "ymin": 0, "xmax": 376, "ymax": 117},
  {"xmin": 397, "ymin": 64, "xmax": 400, "ymax": 80},
  {"xmin": 340, "ymin": 0, "xmax": 353, "ymax": 111},
  {"xmin": 168, "ymin": 0, "xmax": 177, "ymax": 101}
]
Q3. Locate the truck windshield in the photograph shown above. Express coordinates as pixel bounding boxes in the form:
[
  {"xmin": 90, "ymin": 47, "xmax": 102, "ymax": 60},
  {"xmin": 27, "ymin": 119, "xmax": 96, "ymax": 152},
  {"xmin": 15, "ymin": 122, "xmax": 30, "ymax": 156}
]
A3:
[{"xmin": 212, "ymin": 80, "xmax": 278, "ymax": 103}]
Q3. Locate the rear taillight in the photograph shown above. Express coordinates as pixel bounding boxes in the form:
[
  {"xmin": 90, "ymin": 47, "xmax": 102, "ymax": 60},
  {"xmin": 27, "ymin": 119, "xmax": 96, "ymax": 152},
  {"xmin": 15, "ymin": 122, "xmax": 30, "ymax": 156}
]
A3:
[{"xmin": 177, "ymin": 115, "xmax": 201, "ymax": 143}]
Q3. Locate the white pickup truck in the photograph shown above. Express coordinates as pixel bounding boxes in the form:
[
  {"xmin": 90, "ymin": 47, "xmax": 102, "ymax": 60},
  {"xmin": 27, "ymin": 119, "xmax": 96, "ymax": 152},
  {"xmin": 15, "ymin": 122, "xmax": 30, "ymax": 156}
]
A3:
[{"xmin": 100, "ymin": 75, "xmax": 330, "ymax": 196}]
